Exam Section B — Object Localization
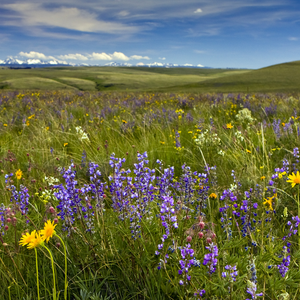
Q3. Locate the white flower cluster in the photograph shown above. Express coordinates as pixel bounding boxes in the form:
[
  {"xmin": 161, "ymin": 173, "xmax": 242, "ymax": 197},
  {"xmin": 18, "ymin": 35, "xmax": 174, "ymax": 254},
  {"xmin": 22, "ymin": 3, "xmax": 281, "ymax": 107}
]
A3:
[
  {"xmin": 234, "ymin": 130, "xmax": 244, "ymax": 142},
  {"xmin": 235, "ymin": 108, "xmax": 256, "ymax": 125},
  {"xmin": 75, "ymin": 126, "xmax": 90, "ymax": 142},
  {"xmin": 194, "ymin": 129, "xmax": 221, "ymax": 146},
  {"xmin": 218, "ymin": 149, "xmax": 225, "ymax": 156},
  {"xmin": 44, "ymin": 176, "xmax": 59, "ymax": 185}
]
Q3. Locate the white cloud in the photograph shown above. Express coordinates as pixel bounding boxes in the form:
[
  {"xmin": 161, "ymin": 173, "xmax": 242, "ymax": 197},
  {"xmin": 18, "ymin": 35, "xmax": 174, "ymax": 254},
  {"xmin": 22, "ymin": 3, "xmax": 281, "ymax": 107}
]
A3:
[
  {"xmin": 89, "ymin": 52, "xmax": 149, "ymax": 61},
  {"xmin": 289, "ymin": 37, "xmax": 298, "ymax": 41},
  {"xmin": 4, "ymin": 4, "xmax": 138, "ymax": 34},
  {"xmin": 194, "ymin": 50, "xmax": 206, "ymax": 54},
  {"xmin": 58, "ymin": 53, "xmax": 89, "ymax": 60},
  {"xmin": 130, "ymin": 55, "xmax": 150, "ymax": 60},
  {"xmin": 19, "ymin": 51, "xmax": 55, "ymax": 60},
  {"xmin": 194, "ymin": 8, "xmax": 203, "ymax": 13},
  {"xmin": 118, "ymin": 11, "xmax": 129, "ymax": 17},
  {"xmin": 136, "ymin": 62, "xmax": 145, "ymax": 66},
  {"xmin": 197, "ymin": 64, "xmax": 204, "ymax": 67},
  {"xmin": 159, "ymin": 57, "xmax": 166, "ymax": 60}
]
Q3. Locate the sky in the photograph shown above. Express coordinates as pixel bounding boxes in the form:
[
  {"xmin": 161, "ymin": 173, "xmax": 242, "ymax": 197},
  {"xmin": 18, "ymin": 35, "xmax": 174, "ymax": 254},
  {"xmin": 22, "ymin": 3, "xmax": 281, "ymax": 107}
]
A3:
[{"xmin": 0, "ymin": 0, "xmax": 300, "ymax": 69}]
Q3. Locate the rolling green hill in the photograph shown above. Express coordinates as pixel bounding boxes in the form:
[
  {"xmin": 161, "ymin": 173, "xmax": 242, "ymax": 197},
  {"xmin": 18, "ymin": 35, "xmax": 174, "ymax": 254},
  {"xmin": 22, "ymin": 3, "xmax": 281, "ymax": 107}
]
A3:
[{"xmin": 0, "ymin": 60, "xmax": 299, "ymax": 93}]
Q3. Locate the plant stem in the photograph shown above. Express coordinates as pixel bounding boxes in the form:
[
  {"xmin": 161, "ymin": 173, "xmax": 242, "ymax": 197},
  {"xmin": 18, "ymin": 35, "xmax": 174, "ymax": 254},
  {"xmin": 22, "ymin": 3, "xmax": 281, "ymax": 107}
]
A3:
[
  {"xmin": 35, "ymin": 248, "xmax": 40, "ymax": 300},
  {"xmin": 43, "ymin": 245, "xmax": 56, "ymax": 300},
  {"xmin": 56, "ymin": 234, "xmax": 68, "ymax": 300}
]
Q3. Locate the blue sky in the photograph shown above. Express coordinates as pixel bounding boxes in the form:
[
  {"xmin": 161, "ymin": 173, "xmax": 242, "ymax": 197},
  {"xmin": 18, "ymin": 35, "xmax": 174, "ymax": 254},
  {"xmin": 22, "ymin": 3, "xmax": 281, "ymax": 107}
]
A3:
[{"xmin": 0, "ymin": 0, "xmax": 299, "ymax": 68}]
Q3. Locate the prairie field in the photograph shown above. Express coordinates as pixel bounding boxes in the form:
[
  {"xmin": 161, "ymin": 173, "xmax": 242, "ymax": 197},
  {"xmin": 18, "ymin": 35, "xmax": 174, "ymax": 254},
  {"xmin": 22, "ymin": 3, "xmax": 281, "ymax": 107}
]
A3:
[{"xmin": 1, "ymin": 81, "xmax": 300, "ymax": 299}]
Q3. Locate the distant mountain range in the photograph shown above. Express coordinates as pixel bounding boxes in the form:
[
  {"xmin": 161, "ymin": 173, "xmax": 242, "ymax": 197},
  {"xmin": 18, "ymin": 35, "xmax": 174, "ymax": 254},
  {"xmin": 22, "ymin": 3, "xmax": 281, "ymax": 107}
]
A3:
[{"xmin": 0, "ymin": 57, "xmax": 211, "ymax": 69}]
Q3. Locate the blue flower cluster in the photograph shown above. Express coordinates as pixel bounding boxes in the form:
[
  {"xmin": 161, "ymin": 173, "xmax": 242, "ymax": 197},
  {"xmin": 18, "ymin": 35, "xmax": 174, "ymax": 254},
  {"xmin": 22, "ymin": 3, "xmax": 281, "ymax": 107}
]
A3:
[
  {"xmin": 203, "ymin": 242, "xmax": 218, "ymax": 274},
  {"xmin": 178, "ymin": 243, "xmax": 194, "ymax": 285}
]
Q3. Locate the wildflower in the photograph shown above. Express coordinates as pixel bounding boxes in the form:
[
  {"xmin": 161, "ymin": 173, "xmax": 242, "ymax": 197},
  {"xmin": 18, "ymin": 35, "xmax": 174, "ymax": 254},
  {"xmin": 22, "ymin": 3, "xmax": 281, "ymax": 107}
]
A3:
[
  {"xmin": 226, "ymin": 123, "xmax": 233, "ymax": 129},
  {"xmin": 260, "ymin": 176, "xmax": 265, "ymax": 181},
  {"xmin": 160, "ymin": 141, "xmax": 165, "ymax": 144},
  {"xmin": 287, "ymin": 171, "xmax": 300, "ymax": 187},
  {"xmin": 40, "ymin": 220, "xmax": 57, "ymax": 243},
  {"xmin": 19, "ymin": 230, "xmax": 37, "ymax": 247},
  {"xmin": 246, "ymin": 149, "xmax": 251, "ymax": 153},
  {"xmin": 209, "ymin": 193, "xmax": 217, "ymax": 198},
  {"xmin": 263, "ymin": 196, "xmax": 274, "ymax": 211},
  {"xmin": 3, "ymin": 124, "xmax": 7, "ymax": 127},
  {"xmin": 63, "ymin": 143, "xmax": 68, "ymax": 147},
  {"xmin": 122, "ymin": 120, "xmax": 127, "ymax": 124},
  {"xmin": 15, "ymin": 169, "xmax": 23, "ymax": 180}
]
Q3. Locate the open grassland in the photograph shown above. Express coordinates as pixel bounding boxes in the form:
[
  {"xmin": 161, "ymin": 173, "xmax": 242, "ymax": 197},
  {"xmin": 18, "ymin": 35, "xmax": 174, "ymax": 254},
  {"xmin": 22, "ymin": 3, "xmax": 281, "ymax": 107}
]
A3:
[
  {"xmin": 1, "ymin": 60, "xmax": 300, "ymax": 93},
  {"xmin": 2, "ymin": 91, "xmax": 300, "ymax": 299},
  {"xmin": 0, "ymin": 66, "xmax": 251, "ymax": 92}
]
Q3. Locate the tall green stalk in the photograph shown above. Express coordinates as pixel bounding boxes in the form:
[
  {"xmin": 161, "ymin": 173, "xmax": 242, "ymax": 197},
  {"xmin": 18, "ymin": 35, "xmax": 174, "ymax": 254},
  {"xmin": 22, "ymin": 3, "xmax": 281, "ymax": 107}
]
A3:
[
  {"xmin": 43, "ymin": 245, "xmax": 56, "ymax": 300},
  {"xmin": 35, "ymin": 248, "xmax": 40, "ymax": 300},
  {"xmin": 56, "ymin": 234, "xmax": 68, "ymax": 300}
]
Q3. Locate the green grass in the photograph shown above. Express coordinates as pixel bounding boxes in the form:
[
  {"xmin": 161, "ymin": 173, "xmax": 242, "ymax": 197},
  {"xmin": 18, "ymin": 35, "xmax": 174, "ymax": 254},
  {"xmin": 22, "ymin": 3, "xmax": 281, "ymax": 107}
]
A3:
[
  {"xmin": 1, "ymin": 90, "xmax": 300, "ymax": 299},
  {"xmin": 1, "ymin": 60, "xmax": 300, "ymax": 93}
]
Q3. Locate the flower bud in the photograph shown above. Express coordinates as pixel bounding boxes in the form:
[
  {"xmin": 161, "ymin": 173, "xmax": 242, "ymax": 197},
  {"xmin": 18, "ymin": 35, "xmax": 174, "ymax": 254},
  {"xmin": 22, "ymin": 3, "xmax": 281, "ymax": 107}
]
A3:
[
  {"xmin": 212, "ymin": 233, "xmax": 216, "ymax": 239},
  {"xmin": 6, "ymin": 218, "xmax": 11, "ymax": 223},
  {"xmin": 2, "ymin": 243, "xmax": 8, "ymax": 247},
  {"xmin": 49, "ymin": 207, "xmax": 55, "ymax": 214},
  {"xmin": 199, "ymin": 221, "xmax": 205, "ymax": 229},
  {"xmin": 4, "ymin": 225, "xmax": 9, "ymax": 231},
  {"xmin": 198, "ymin": 232, "xmax": 204, "ymax": 238},
  {"xmin": 56, "ymin": 242, "xmax": 61, "ymax": 248},
  {"xmin": 53, "ymin": 218, "xmax": 58, "ymax": 224},
  {"xmin": 206, "ymin": 237, "xmax": 212, "ymax": 244},
  {"xmin": 186, "ymin": 235, "xmax": 192, "ymax": 242}
]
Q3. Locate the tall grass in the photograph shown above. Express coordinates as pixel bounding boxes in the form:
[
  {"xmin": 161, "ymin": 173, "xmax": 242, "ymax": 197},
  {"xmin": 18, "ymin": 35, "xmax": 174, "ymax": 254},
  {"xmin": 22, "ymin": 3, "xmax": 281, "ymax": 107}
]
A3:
[{"xmin": 0, "ymin": 91, "xmax": 300, "ymax": 299}]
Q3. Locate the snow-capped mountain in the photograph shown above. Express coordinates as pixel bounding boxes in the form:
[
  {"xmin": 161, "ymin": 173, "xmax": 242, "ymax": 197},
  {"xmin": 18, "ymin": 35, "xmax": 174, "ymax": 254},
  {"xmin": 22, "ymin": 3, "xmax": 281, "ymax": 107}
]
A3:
[
  {"xmin": 0, "ymin": 56, "xmax": 70, "ymax": 67},
  {"xmin": 0, "ymin": 56, "xmax": 210, "ymax": 68}
]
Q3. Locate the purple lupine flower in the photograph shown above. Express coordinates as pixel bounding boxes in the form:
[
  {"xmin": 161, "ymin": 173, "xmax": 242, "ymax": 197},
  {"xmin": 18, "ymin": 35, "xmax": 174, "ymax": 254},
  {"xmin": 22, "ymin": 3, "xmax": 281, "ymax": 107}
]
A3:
[
  {"xmin": 203, "ymin": 242, "xmax": 218, "ymax": 274},
  {"xmin": 0, "ymin": 204, "xmax": 6, "ymax": 236},
  {"xmin": 272, "ymin": 119, "xmax": 281, "ymax": 140},
  {"xmin": 246, "ymin": 280, "xmax": 263, "ymax": 299},
  {"xmin": 222, "ymin": 265, "xmax": 238, "ymax": 282},
  {"xmin": 178, "ymin": 244, "xmax": 194, "ymax": 285},
  {"xmin": 194, "ymin": 289, "xmax": 206, "ymax": 299},
  {"xmin": 5, "ymin": 173, "xmax": 29, "ymax": 217}
]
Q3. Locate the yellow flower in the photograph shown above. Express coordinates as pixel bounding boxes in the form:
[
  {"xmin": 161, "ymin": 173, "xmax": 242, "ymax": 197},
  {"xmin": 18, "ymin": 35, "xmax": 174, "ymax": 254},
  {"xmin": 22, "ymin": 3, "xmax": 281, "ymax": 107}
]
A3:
[
  {"xmin": 260, "ymin": 176, "xmax": 265, "ymax": 180},
  {"xmin": 122, "ymin": 120, "xmax": 127, "ymax": 124},
  {"xmin": 287, "ymin": 171, "xmax": 300, "ymax": 188},
  {"xmin": 226, "ymin": 123, "xmax": 233, "ymax": 129},
  {"xmin": 160, "ymin": 141, "xmax": 165, "ymax": 144},
  {"xmin": 209, "ymin": 193, "xmax": 217, "ymax": 198},
  {"xmin": 40, "ymin": 220, "xmax": 57, "ymax": 243},
  {"xmin": 27, "ymin": 231, "xmax": 44, "ymax": 249},
  {"xmin": 19, "ymin": 230, "xmax": 36, "ymax": 247},
  {"xmin": 263, "ymin": 196, "xmax": 275, "ymax": 211},
  {"xmin": 15, "ymin": 169, "xmax": 23, "ymax": 180},
  {"xmin": 64, "ymin": 143, "xmax": 68, "ymax": 147},
  {"xmin": 246, "ymin": 149, "xmax": 251, "ymax": 153},
  {"xmin": 3, "ymin": 124, "xmax": 7, "ymax": 127}
]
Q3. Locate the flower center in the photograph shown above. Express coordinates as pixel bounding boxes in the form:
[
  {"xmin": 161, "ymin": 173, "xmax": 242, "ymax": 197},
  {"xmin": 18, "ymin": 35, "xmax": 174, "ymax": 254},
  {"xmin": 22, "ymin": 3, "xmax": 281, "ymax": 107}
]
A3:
[{"xmin": 294, "ymin": 178, "xmax": 300, "ymax": 184}]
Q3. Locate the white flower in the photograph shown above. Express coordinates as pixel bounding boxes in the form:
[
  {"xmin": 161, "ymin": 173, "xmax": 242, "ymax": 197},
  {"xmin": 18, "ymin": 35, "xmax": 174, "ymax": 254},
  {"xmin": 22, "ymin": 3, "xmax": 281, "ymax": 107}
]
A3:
[{"xmin": 75, "ymin": 126, "xmax": 90, "ymax": 142}]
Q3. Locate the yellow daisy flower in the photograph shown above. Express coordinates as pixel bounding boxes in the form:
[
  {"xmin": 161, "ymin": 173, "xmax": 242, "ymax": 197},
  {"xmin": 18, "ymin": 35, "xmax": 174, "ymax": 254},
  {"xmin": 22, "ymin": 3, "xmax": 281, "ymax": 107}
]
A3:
[
  {"xmin": 226, "ymin": 123, "xmax": 233, "ymax": 129},
  {"xmin": 209, "ymin": 193, "xmax": 217, "ymax": 199},
  {"xmin": 287, "ymin": 171, "xmax": 300, "ymax": 188},
  {"xmin": 19, "ymin": 230, "xmax": 37, "ymax": 247},
  {"xmin": 40, "ymin": 220, "xmax": 57, "ymax": 243},
  {"xmin": 27, "ymin": 231, "xmax": 44, "ymax": 249},
  {"xmin": 15, "ymin": 169, "xmax": 23, "ymax": 180},
  {"xmin": 263, "ymin": 196, "xmax": 274, "ymax": 211}
]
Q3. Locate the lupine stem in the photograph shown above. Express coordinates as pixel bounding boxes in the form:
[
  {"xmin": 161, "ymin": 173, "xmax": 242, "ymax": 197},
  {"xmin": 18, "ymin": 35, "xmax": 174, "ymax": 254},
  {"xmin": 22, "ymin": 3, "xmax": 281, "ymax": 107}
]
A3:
[
  {"xmin": 43, "ymin": 245, "xmax": 56, "ymax": 300},
  {"xmin": 56, "ymin": 234, "xmax": 68, "ymax": 300},
  {"xmin": 35, "ymin": 248, "xmax": 40, "ymax": 300}
]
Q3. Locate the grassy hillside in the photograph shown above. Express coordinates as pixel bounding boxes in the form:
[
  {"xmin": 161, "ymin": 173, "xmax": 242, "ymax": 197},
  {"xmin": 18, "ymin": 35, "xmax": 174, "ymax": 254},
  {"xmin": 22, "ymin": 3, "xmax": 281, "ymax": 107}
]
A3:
[
  {"xmin": 0, "ymin": 60, "xmax": 300, "ymax": 92},
  {"xmin": 0, "ymin": 66, "xmax": 250, "ymax": 92},
  {"xmin": 166, "ymin": 60, "xmax": 300, "ymax": 93}
]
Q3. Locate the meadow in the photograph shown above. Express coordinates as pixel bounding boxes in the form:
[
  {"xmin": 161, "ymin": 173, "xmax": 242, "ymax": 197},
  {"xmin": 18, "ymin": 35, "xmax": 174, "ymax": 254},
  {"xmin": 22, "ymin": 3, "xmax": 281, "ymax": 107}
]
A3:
[{"xmin": 1, "ymin": 87, "xmax": 300, "ymax": 299}]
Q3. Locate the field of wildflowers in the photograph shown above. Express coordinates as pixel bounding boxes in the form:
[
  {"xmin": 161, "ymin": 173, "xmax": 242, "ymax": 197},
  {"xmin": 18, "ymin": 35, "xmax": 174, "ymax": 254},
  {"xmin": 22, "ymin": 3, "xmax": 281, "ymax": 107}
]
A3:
[{"xmin": 1, "ymin": 91, "xmax": 300, "ymax": 299}]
